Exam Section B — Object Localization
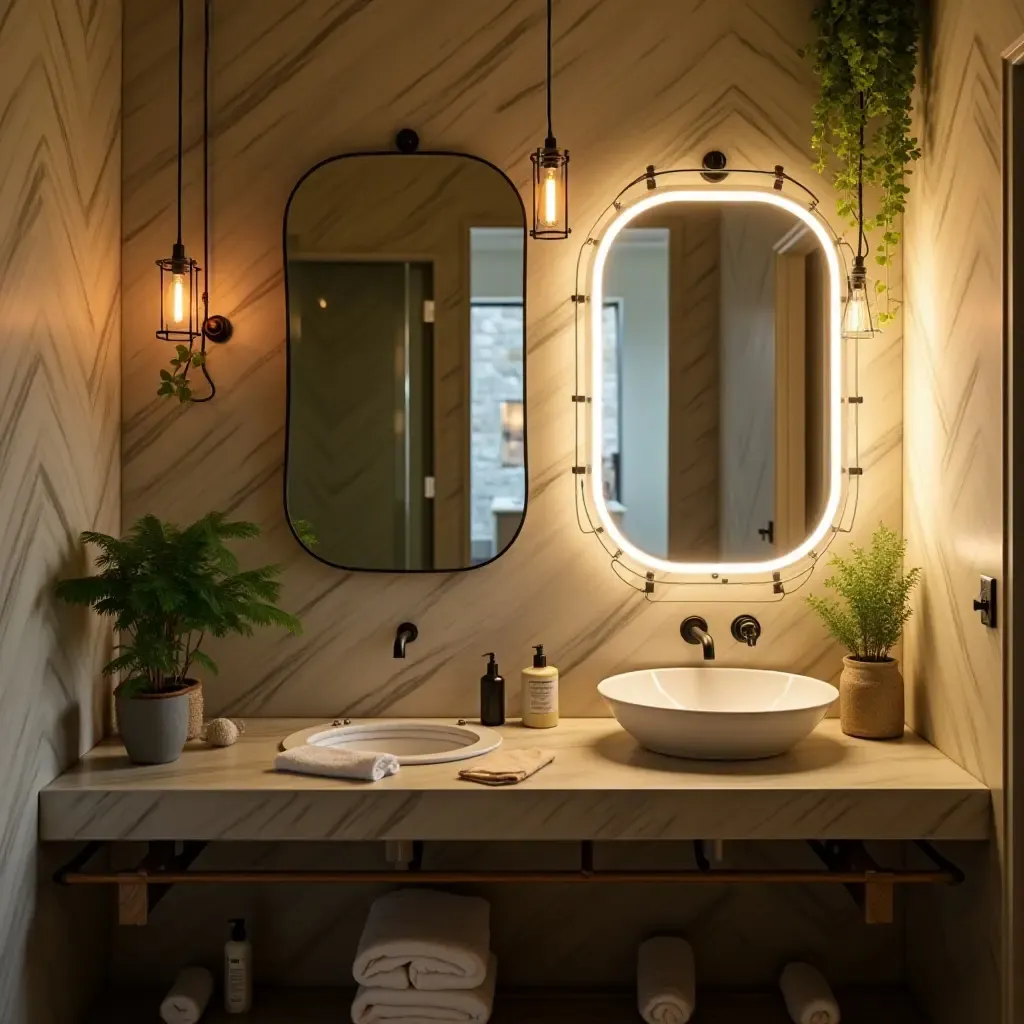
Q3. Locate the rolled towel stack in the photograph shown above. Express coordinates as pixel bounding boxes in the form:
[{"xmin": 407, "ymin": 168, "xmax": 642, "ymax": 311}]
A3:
[
  {"xmin": 352, "ymin": 890, "xmax": 496, "ymax": 1024},
  {"xmin": 637, "ymin": 936, "xmax": 696, "ymax": 1024},
  {"xmin": 779, "ymin": 962, "xmax": 841, "ymax": 1024}
]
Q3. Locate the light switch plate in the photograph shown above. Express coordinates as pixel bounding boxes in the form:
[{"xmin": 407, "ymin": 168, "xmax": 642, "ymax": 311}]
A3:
[{"xmin": 975, "ymin": 575, "xmax": 997, "ymax": 628}]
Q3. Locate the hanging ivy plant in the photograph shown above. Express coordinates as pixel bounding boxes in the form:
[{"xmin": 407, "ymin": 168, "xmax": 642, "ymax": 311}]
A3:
[{"xmin": 806, "ymin": 0, "xmax": 920, "ymax": 324}]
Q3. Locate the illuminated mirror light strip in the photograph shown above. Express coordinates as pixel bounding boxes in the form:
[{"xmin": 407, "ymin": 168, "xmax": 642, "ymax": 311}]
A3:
[{"xmin": 588, "ymin": 187, "xmax": 844, "ymax": 577}]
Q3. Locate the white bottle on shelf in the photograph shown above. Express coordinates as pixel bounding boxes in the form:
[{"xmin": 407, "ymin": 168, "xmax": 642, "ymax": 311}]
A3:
[{"xmin": 224, "ymin": 918, "xmax": 252, "ymax": 1014}]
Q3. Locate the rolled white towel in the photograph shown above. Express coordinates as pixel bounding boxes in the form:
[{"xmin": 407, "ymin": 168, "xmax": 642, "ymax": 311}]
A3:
[
  {"xmin": 275, "ymin": 744, "xmax": 399, "ymax": 782},
  {"xmin": 780, "ymin": 962, "xmax": 841, "ymax": 1024},
  {"xmin": 159, "ymin": 966, "xmax": 214, "ymax": 1024},
  {"xmin": 352, "ymin": 953, "xmax": 497, "ymax": 1024},
  {"xmin": 353, "ymin": 890, "xmax": 490, "ymax": 991},
  {"xmin": 637, "ymin": 936, "xmax": 696, "ymax": 1024}
]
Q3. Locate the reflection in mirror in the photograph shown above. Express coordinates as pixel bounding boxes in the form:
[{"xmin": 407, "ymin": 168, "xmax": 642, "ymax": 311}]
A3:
[
  {"xmin": 597, "ymin": 199, "xmax": 833, "ymax": 565},
  {"xmin": 284, "ymin": 155, "xmax": 526, "ymax": 571}
]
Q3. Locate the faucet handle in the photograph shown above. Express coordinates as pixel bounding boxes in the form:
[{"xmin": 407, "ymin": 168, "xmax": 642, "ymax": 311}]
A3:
[{"xmin": 731, "ymin": 614, "xmax": 762, "ymax": 647}]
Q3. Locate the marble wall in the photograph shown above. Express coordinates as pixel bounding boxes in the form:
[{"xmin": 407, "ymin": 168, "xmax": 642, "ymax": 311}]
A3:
[
  {"xmin": 902, "ymin": 0, "xmax": 1024, "ymax": 1020},
  {"xmin": 122, "ymin": 0, "xmax": 901, "ymax": 721},
  {"xmin": 0, "ymin": 0, "xmax": 121, "ymax": 1021}
]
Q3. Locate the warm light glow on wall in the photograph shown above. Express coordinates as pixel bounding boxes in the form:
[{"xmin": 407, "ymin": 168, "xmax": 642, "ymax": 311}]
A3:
[{"xmin": 588, "ymin": 186, "xmax": 845, "ymax": 577}]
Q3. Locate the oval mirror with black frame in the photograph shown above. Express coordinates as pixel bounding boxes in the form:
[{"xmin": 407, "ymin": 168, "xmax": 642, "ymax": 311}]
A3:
[
  {"xmin": 284, "ymin": 151, "xmax": 527, "ymax": 572},
  {"xmin": 584, "ymin": 182, "xmax": 844, "ymax": 580}
]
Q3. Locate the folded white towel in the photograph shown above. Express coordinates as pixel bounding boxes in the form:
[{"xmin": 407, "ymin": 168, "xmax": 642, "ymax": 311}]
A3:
[
  {"xmin": 159, "ymin": 966, "xmax": 214, "ymax": 1024},
  {"xmin": 352, "ymin": 953, "xmax": 497, "ymax": 1024},
  {"xmin": 275, "ymin": 744, "xmax": 399, "ymax": 782},
  {"xmin": 780, "ymin": 962, "xmax": 841, "ymax": 1024},
  {"xmin": 637, "ymin": 936, "xmax": 696, "ymax": 1024},
  {"xmin": 353, "ymin": 890, "xmax": 491, "ymax": 991}
]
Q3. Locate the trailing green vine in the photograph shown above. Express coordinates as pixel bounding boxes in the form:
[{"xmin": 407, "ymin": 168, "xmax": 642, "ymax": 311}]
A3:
[{"xmin": 805, "ymin": 0, "xmax": 920, "ymax": 324}]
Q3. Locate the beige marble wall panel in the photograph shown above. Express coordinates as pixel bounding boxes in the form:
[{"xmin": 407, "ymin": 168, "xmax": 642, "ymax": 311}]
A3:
[
  {"xmin": 0, "ymin": 0, "xmax": 122, "ymax": 1021},
  {"xmin": 122, "ymin": 0, "xmax": 902, "ymax": 721},
  {"xmin": 902, "ymin": 0, "xmax": 1024, "ymax": 1020}
]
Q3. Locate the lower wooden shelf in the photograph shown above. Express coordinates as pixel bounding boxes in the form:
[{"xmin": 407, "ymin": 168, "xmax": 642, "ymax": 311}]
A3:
[{"xmin": 90, "ymin": 986, "xmax": 926, "ymax": 1023}]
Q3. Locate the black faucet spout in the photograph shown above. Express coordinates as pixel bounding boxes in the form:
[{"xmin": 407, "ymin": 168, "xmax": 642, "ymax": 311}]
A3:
[
  {"xmin": 393, "ymin": 621, "xmax": 419, "ymax": 658},
  {"xmin": 680, "ymin": 616, "xmax": 715, "ymax": 661}
]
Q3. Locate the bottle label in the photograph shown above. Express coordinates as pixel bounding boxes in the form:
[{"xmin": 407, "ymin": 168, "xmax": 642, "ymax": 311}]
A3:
[{"xmin": 528, "ymin": 678, "xmax": 557, "ymax": 713}]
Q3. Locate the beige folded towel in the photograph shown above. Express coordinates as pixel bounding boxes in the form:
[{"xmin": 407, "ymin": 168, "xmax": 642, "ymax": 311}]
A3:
[
  {"xmin": 637, "ymin": 936, "xmax": 696, "ymax": 1024},
  {"xmin": 779, "ymin": 962, "xmax": 841, "ymax": 1024},
  {"xmin": 457, "ymin": 748, "xmax": 554, "ymax": 786},
  {"xmin": 275, "ymin": 744, "xmax": 399, "ymax": 782},
  {"xmin": 352, "ymin": 953, "xmax": 497, "ymax": 1024},
  {"xmin": 354, "ymin": 890, "xmax": 491, "ymax": 991}
]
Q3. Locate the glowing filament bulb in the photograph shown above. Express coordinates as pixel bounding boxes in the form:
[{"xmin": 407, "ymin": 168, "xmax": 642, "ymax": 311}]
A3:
[
  {"xmin": 171, "ymin": 272, "xmax": 186, "ymax": 325},
  {"xmin": 542, "ymin": 167, "xmax": 559, "ymax": 227},
  {"xmin": 844, "ymin": 285, "xmax": 871, "ymax": 335}
]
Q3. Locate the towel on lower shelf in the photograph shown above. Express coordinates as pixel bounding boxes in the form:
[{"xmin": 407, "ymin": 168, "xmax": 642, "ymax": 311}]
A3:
[
  {"xmin": 353, "ymin": 890, "xmax": 491, "ymax": 991},
  {"xmin": 159, "ymin": 966, "xmax": 214, "ymax": 1024},
  {"xmin": 457, "ymin": 748, "xmax": 554, "ymax": 786},
  {"xmin": 637, "ymin": 936, "xmax": 696, "ymax": 1024},
  {"xmin": 274, "ymin": 744, "xmax": 399, "ymax": 782},
  {"xmin": 779, "ymin": 962, "xmax": 841, "ymax": 1024},
  {"xmin": 351, "ymin": 953, "xmax": 497, "ymax": 1024}
]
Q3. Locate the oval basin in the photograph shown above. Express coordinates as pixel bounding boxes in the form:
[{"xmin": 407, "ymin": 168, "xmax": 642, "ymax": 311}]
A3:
[
  {"xmin": 280, "ymin": 720, "xmax": 502, "ymax": 765},
  {"xmin": 598, "ymin": 668, "xmax": 838, "ymax": 760}
]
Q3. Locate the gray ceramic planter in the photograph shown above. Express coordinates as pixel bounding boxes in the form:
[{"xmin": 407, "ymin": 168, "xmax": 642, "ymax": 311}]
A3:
[{"xmin": 115, "ymin": 681, "xmax": 198, "ymax": 765}]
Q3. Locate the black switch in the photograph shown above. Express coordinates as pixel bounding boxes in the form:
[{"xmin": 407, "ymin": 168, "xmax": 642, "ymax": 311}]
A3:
[{"xmin": 973, "ymin": 576, "xmax": 997, "ymax": 628}]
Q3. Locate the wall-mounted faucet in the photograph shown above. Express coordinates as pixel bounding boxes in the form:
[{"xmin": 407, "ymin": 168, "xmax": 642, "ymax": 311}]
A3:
[
  {"xmin": 393, "ymin": 621, "xmax": 419, "ymax": 658},
  {"xmin": 681, "ymin": 616, "xmax": 715, "ymax": 661},
  {"xmin": 731, "ymin": 614, "xmax": 762, "ymax": 647}
]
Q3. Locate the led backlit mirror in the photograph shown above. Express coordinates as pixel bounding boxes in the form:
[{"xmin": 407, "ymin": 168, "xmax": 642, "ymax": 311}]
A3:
[
  {"xmin": 585, "ymin": 185, "xmax": 843, "ymax": 578},
  {"xmin": 284, "ymin": 153, "xmax": 527, "ymax": 571}
]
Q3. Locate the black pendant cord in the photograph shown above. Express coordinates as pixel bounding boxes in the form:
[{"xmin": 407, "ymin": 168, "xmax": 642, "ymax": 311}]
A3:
[
  {"xmin": 191, "ymin": 0, "xmax": 216, "ymax": 402},
  {"xmin": 856, "ymin": 90, "xmax": 866, "ymax": 262},
  {"xmin": 545, "ymin": 0, "xmax": 553, "ymax": 140},
  {"xmin": 175, "ymin": 0, "xmax": 185, "ymax": 245}
]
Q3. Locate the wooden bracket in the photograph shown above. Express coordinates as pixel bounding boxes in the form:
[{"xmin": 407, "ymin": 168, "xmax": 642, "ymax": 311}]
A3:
[
  {"xmin": 809, "ymin": 840, "xmax": 895, "ymax": 924},
  {"xmin": 116, "ymin": 841, "xmax": 207, "ymax": 926}
]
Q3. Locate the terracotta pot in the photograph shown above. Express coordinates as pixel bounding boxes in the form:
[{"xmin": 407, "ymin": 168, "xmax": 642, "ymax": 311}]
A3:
[
  {"xmin": 187, "ymin": 680, "xmax": 204, "ymax": 741},
  {"xmin": 839, "ymin": 656, "xmax": 904, "ymax": 740},
  {"xmin": 115, "ymin": 679, "xmax": 200, "ymax": 765}
]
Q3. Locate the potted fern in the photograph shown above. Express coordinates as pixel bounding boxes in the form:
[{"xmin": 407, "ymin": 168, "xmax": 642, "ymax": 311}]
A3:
[
  {"xmin": 807, "ymin": 524, "xmax": 920, "ymax": 739},
  {"xmin": 56, "ymin": 512, "xmax": 301, "ymax": 765}
]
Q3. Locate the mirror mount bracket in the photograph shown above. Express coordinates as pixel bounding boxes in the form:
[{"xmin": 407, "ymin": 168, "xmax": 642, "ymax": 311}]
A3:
[
  {"xmin": 395, "ymin": 128, "xmax": 420, "ymax": 154},
  {"xmin": 700, "ymin": 150, "xmax": 729, "ymax": 183}
]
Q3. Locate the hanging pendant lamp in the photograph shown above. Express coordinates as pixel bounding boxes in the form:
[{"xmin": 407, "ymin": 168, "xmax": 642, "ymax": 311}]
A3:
[
  {"xmin": 156, "ymin": 0, "xmax": 202, "ymax": 342},
  {"xmin": 843, "ymin": 93, "xmax": 877, "ymax": 338},
  {"xmin": 530, "ymin": 0, "xmax": 570, "ymax": 239}
]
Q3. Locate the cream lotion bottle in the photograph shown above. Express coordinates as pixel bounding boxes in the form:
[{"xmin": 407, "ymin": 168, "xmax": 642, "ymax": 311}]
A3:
[{"xmin": 521, "ymin": 644, "xmax": 559, "ymax": 728}]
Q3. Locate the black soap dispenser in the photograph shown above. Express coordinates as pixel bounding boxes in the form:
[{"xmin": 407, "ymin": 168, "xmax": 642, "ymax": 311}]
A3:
[{"xmin": 480, "ymin": 652, "xmax": 506, "ymax": 727}]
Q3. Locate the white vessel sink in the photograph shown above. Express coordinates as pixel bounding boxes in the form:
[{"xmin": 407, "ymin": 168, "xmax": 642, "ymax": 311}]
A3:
[
  {"xmin": 598, "ymin": 668, "xmax": 838, "ymax": 760},
  {"xmin": 280, "ymin": 720, "xmax": 502, "ymax": 765}
]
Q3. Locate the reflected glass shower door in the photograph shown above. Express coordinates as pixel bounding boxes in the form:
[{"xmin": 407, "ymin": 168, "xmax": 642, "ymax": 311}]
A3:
[{"xmin": 286, "ymin": 260, "xmax": 433, "ymax": 569}]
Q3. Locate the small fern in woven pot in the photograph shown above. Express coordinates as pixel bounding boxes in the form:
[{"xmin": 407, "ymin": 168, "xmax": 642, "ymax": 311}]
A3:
[
  {"xmin": 807, "ymin": 524, "xmax": 920, "ymax": 740},
  {"xmin": 56, "ymin": 512, "xmax": 301, "ymax": 765}
]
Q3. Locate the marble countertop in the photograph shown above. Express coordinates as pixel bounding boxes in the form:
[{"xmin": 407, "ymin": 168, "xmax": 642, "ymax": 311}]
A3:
[{"xmin": 39, "ymin": 718, "xmax": 990, "ymax": 843}]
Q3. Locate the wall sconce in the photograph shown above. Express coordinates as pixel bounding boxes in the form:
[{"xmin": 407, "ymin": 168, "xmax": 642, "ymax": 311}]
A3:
[
  {"xmin": 530, "ymin": 0, "xmax": 570, "ymax": 239},
  {"xmin": 156, "ymin": 0, "xmax": 231, "ymax": 404}
]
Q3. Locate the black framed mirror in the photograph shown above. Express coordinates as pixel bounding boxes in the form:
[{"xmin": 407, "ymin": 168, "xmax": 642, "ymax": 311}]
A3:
[{"xmin": 283, "ymin": 149, "xmax": 527, "ymax": 572}]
